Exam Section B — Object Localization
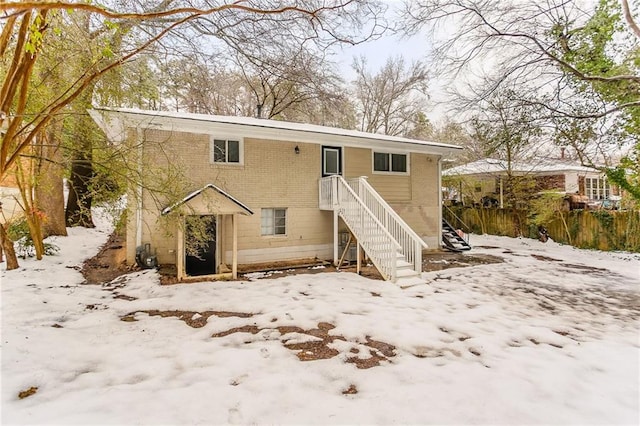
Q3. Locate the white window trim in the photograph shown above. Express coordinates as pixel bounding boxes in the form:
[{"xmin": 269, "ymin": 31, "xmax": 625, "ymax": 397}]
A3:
[
  {"xmin": 261, "ymin": 208, "xmax": 287, "ymax": 237},
  {"xmin": 372, "ymin": 151, "xmax": 410, "ymax": 175},
  {"xmin": 209, "ymin": 135, "xmax": 244, "ymax": 165},
  {"xmin": 585, "ymin": 176, "xmax": 610, "ymax": 200},
  {"xmin": 323, "ymin": 147, "xmax": 341, "ymax": 176}
]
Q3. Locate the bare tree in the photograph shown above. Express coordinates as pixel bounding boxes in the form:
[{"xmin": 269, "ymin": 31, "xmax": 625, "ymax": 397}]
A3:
[
  {"xmin": 232, "ymin": 48, "xmax": 344, "ymax": 120},
  {"xmin": 352, "ymin": 55, "xmax": 429, "ymax": 136},
  {"xmin": 402, "ymin": 0, "xmax": 640, "ymax": 201},
  {"xmin": 402, "ymin": 0, "xmax": 639, "ymax": 115},
  {"xmin": 0, "ymin": 0, "xmax": 386, "ymax": 270},
  {"xmin": 468, "ymin": 89, "xmax": 545, "ymax": 207}
]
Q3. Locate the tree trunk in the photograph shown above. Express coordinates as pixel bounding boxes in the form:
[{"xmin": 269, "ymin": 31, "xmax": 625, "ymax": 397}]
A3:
[
  {"xmin": 38, "ymin": 172, "xmax": 67, "ymax": 236},
  {"xmin": 65, "ymin": 152, "xmax": 94, "ymax": 228},
  {"xmin": 0, "ymin": 223, "xmax": 19, "ymax": 270},
  {"xmin": 36, "ymin": 122, "xmax": 67, "ymax": 237},
  {"xmin": 65, "ymin": 91, "xmax": 96, "ymax": 228}
]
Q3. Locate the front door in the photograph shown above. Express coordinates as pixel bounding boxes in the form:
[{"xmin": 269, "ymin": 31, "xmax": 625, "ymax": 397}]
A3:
[
  {"xmin": 185, "ymin": 215, "xmax": 216, "ymax": 276},
  {"xmin": 322, "ymin": 146, "xmax": 342, "ymax": 177}
]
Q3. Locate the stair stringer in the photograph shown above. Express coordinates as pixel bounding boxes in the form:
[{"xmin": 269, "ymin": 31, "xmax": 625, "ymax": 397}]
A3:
[{"xmin": 331, "ymin": 176, "xmax": 424, "ymax": 285}]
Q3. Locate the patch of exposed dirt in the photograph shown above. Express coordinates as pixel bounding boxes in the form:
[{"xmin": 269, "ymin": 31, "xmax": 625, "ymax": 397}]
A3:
[
  {"xmin": 219, "ymin": 321, "xmax": 396, "ymax": 369},
  {"xmin": 18, "ymin": 386, "xmax": 38, "ymax": 399},
  {"xmin": 422, "ymin": 251, "xmax": 504, "ymax": 272},
  {"xmin": 121, "ymin": 310, "xmax": 254, "ymax": 328},
  {"xmin": 121, "ymin": 313, "xmax": 396, "ymax": 368},
  {"xmin": 531, "ymin": 254, "xmax": 562, "ymax": 262},
  {"xmin": 82, "ymin": 232, "xmax": 135, "ymax": 284},
  {"xmin": 342, "ymin": 384, "xmax": 358, "ymax": 395}
]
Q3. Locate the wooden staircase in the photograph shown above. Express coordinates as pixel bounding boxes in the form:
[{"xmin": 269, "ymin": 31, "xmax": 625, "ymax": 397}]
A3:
[{"xmin": 319, "ymin": 176, "xmax": 426, "ymax": 286}]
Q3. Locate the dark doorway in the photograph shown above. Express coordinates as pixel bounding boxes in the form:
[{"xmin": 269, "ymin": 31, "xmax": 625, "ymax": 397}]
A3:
[{"xmin": 185, "ymin": 215, "xmax": 216, "ymax": 276}]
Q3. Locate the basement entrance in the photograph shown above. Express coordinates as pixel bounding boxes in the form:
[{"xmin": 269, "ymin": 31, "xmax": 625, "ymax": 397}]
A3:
[{"xmin": 185, "ymin": 215, "xmax": 216, "ymax": 276}]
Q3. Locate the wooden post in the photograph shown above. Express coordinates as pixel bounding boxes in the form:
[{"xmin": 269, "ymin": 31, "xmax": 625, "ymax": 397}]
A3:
[
  {"xmin": 232, "ymin": 213, "xmax": 238, "ymax": 280},
  {"xmin": 217, "ymin": 215, "xmax": 224, "ymax": 270},
  {"xmin": 356, "ymin": 242, "xmax": 361, "ymax": 275},
  {"xmin": 333, "ymin": 210, "xmax": 339, "ymax": 266},
  {"xmin": 177, "ymin": 215, "xmax": 185, "ymax": 280}
]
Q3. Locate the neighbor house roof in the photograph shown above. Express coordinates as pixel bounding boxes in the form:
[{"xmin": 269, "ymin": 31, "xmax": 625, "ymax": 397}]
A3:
[
  {"xmin": 89, "ymin": 107, "xmax": 462, "ymax": 156},
  {"xmin": 443, "ymin": 158, "xmax": 600, "ymax": 176}
]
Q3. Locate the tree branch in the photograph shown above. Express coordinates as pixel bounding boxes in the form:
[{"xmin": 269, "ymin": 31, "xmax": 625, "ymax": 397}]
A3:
[{"xmin": 621, "ymin": 0, "xmax": 640, "ymax": 39}]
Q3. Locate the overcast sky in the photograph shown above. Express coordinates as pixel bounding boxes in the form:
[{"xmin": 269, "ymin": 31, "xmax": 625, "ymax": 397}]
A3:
[{"xmin": 333, "ymin": 1, "xmax": 449, "ymax": 123}]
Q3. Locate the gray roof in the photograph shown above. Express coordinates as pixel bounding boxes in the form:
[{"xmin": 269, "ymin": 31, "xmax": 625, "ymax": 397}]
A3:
[{"xmin": 443, "ymin": 158, "xmax": 600, "ymax": 176}]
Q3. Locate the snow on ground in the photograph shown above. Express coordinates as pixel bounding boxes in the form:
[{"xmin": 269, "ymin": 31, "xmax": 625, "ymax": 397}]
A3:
[{"xmin": 1, "ymin": 216, "xmax": 639, "ymax": 425}]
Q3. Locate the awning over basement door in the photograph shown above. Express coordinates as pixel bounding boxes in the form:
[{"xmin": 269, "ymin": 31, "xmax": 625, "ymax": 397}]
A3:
[{"xmin": 161, "ymin": 183, "xmax": 253, "ymax": 217}]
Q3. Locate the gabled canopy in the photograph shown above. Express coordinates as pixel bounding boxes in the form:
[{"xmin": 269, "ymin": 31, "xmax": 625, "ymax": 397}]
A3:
[{"xmin": 161, "ymin": 184, "xmax": 253, "ymax": 216}]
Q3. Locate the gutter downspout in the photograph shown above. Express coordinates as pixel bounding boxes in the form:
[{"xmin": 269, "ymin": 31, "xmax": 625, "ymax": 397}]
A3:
[
  {"xmin": 438, "ymin": 156, "xmax": 443, "ymax": 249},
  {"xmin": 136, "ymin": 127, "xmax": 143, "ymax": 248}
]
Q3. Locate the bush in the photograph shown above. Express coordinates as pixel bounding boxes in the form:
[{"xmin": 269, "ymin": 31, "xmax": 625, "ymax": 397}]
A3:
[{"xmin": 7, "ymin": 218, "xmax": 59, "ymax": 259}]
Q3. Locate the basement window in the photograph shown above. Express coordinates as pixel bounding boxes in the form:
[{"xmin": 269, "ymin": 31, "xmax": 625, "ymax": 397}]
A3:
[
  {"xmin": 373, "ymin": 152, "xmax": 408, "ymax": 174},
  {"xmin": 261, "ymin": 208, "xmax": 287, "ymax": 236},
  {"xmin": 210, "ymin": 137, "xmax": 242, "ymax": 164}
]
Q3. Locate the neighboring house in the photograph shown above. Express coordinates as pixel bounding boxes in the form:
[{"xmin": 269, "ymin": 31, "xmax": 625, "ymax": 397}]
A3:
[
  {"xmin": 443, "ymin": 158, "xmax": 620, "ymax": 208},
  {"xmin": 90, "ymin": 108, "xmax": 461, "ymax": 285},
  {"xmin": 0, "ymin": 174, "xmax": 23, "ymax": 224}
]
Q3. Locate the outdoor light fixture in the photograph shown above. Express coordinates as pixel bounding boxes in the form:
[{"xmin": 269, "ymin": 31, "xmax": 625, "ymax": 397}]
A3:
[{"xmin": 294, "ymin": 145, "xmax": 300, "ymax": 154}]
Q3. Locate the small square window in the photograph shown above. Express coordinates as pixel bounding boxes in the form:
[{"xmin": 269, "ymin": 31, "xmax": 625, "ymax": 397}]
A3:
[
  {"xmin": 227, "ymin": 140, "xmax": 240, "ymax": 163},
  {"xmin": 374, "ymin": 152, "xmax": 390, "ymax": 172},
  {"xmin": 261, "ymin": 208, "xmax": 286, "ymax": 236},
  {"xmin": 211, "ymin": 138, "xmax": 242, "ymax": 164},
  {"xmin": 391, "ymin": 154, "xmax": 407, "ymax": 173}
]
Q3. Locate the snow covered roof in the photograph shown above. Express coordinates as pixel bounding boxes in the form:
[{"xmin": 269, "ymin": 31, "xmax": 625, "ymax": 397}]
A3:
[
  {"xmin": 443, "ymin": 158, "xmax": 601, "ymax": 176},
  {"xmin": 161, "ymin": 183, "xmax": 253, "ymax": 216},
  {"xmin": 90, "ymin": 107, "xmax": 462, "ymax": 156}
]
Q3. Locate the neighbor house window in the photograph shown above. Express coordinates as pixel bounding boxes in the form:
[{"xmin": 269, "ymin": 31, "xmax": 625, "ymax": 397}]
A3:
[
  {"xmin": 585, "ymin": 177, "xmax": 610, "ymax": 200},
  {"xmin": 210, "ymin": 138, "xmax": 241, "ymax": 164},
  {"xmin": 373, "ymin": 152, "xmax": 407, "ymax": 173},
  {"xmin": 261, "ymin": 208, "xmax": 286, "ymax": 236}
]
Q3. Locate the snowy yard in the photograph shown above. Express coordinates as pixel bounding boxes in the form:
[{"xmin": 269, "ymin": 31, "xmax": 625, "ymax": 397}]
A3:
[{"xmin": 1, "ymin": 215, "xmax": 639, "ymax": 425}]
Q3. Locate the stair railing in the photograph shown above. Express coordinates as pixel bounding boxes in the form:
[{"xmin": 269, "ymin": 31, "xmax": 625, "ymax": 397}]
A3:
[
  {"xmin": 347, "ymin": 177, "xmax": 427, "ymax": 273},
  {"xmin": 321, "ymin": 175, "xmax": 401, "ymax": 281},
  {"xmin": 443, "ymin": 204, "xmax": 471, "ymax": 245}
]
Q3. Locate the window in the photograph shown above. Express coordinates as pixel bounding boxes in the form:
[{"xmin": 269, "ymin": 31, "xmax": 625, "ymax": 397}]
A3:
[
  {"xmin": 585, "ymin": 177, "xmax": 610, "ymax": 200},
  {"xmin": 373, "ymin": 152, "xmax": 407, "ymax": 173},
  {"xmin": 322, "ymin": 146, "xmax": 342, "ymax": 176},
  {"xmin": 211, "ymin": 138, "xmax": 241, "ymax": 164},
  {"xmin": 261, "ymin": 208, "xmax": 286, "ymax": 236}
]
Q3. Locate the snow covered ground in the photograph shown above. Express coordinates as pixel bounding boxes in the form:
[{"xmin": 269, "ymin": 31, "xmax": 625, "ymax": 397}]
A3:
[{"xmin": 1, "ymin": 214, "xmax": 639, "ymax": 425}]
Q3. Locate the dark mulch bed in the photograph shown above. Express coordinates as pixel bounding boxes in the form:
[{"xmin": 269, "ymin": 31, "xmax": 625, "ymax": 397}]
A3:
[{"xmin": 82, "ymin": 231, "xmax": 505, "ymax": 285}]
